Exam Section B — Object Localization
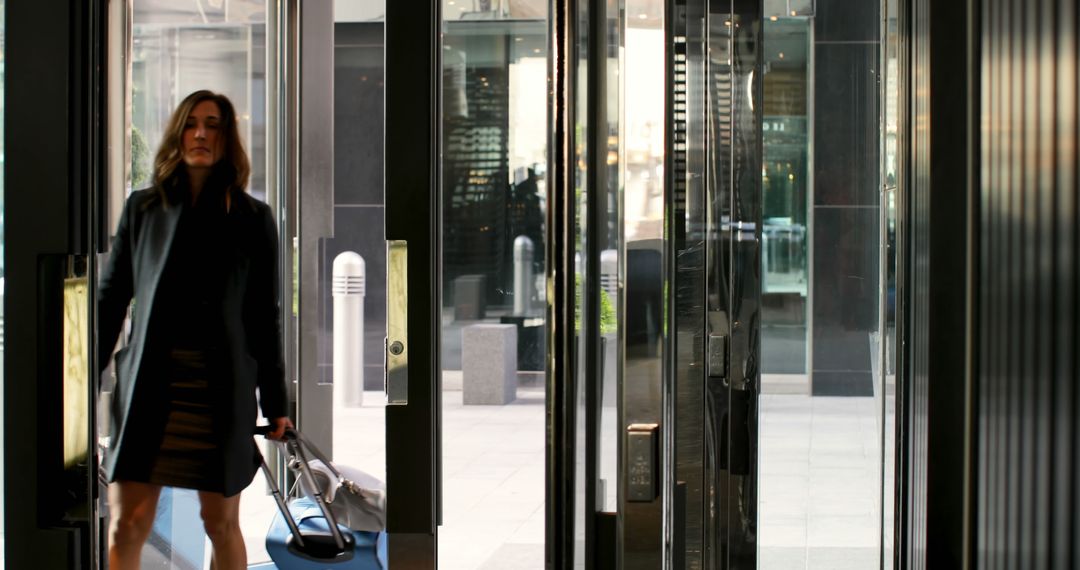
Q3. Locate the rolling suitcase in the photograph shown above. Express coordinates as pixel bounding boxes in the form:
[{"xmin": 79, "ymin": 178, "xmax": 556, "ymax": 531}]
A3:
[{"xmin": 256, "ymin": 427, "xmax": 388, "ymax": 569}]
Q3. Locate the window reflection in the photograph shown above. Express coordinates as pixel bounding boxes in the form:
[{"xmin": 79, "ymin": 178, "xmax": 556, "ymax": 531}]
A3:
[
  {"xmin": 761, "ymin": 17, "xmax": 810, "ymax": 375},
  {"xmin": 439, "ymin": 15, "xmax": 549, "ymax": 569},
  {"xmin": 624, "ymin": 16, "xmax": 665, "ymax": 243},
  {"xmin": 882, "ymin": 0, "xmax": 901, "ymax": 561},
  {"xmin": 131, "ymin": 4, "xmax": 267, "ymax": 198},
  {"xmin": 759, "ymin": 6, "xmax": 887, "ymax": 568},
  {"xmin": 442, "ymin": 0, "xmax": 547, "ymax": 20}
]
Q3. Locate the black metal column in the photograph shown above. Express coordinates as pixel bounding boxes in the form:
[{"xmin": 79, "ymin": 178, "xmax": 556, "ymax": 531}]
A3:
[
  {"xmin": 4, "ymin": 0, "xmax": 106, "ymax": 568},
  {"xmin": 385, "ymin": 0, "xmax": 441, "ymax": 566},
  {"xmin": 547, "ymin": 0, "xmax": 578, "ymax": 567}
]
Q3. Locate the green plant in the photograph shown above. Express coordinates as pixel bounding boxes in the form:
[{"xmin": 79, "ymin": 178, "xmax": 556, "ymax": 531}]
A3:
[
  {"xmin": 575, "ymin": 273, "xmax": 618, "ymax": 335},
  {"xmin": 131, "ymin": 126, "xmax": 151, "ymax": 188}
]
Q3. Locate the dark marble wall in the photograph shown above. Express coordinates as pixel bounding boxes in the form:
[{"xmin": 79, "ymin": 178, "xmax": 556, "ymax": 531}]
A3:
[{"xmin": 810, "ymin": 0, "xmax": 880, "ymax": 396}]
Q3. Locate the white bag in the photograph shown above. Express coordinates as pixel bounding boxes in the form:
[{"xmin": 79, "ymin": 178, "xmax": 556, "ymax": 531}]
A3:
[{"xmin": 296, "ymin": 459, "xmax": 386, "ymax": 533}]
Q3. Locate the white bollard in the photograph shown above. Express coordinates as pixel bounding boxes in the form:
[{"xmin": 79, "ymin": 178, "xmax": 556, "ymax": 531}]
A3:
[
  {"xmin": 513, "ymin": 235, "xmax": 535, "ymax": 316},
  {"xmin": 332, "ymin": 252, "xmax": 365, "ymax": 408}
]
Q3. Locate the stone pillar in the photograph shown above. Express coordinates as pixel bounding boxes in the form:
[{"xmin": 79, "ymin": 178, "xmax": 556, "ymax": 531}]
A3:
[
  {"xmin": 810, "ymin": 0, "xmax": 881, "ymax": 396},
  {"xmin": 462, "ymin": 324, "xmax": 518, "ymax": 405}
]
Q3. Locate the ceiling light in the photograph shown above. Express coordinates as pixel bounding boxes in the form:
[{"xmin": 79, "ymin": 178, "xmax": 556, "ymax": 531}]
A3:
[
  {"xmin": 638, "ymin": 13, "xmax": 648, "ymax": 19},
  {"xmin": 770, "ymin": 16, "xmax": 778, "ymax": 21}
]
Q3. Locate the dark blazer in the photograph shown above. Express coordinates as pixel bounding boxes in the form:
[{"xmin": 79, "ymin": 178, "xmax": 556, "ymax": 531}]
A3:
[{"xmin": 98, "ymin": 187, "xmax": 289, "ymax": 497}]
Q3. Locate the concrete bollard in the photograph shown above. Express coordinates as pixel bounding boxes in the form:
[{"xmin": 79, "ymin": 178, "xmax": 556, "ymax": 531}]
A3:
[
  {"xmin": 513, "ymin": 235, "xmax": 535, "ymax": 316},
  {"xmin": 462, "ymin": 324, "xmax": 518, "ymax": 405},
  {"xmin": 332, "ymin": 252, "xmax": 365, "ymax": 408}
]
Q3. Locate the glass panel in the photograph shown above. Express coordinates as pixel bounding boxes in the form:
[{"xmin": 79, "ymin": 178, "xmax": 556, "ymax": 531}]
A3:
[
  {"xmin": 761, "ymin": 19, "xmax": 809, "ymax": 376},
  {"xmin": 438, "ymin": 14, "xmax": 548, "ymax": 569},
  {"xmin": 598, "ymin": 0, "xmax": 621, "ymax": 514},
  {"xmin": 324, "ymin": 0, "xmax": 388, "ymax": 566},
  {"xmin": 573, "ymin": 0, "xmax": 590, "ymax": 565},
  {"xmin": 758, "ymin": 6, "xmax": 884, "ymax": 569},
  {"xmin": 622, "ymin": 0, "xmax": 666, "ymax": 564},
  {"xmin": 131, "ymin": 4, "xmax": 268, "ymax": 200},
  {"xmin": 882, "ymin": 0, "xmax": 900, "ymax": 561},
  {"xmin": 0, "ymin": 0, "xmax": 5, "ymax": 563},
  {"xmin": 442, "ymin": 0, "xmax": 547, "ymax": 20}
]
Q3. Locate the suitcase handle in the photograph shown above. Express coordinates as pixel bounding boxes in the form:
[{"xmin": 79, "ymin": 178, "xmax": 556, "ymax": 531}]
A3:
[
  {"xmin": 255, "ymin": 426, "xmax": 351, "ymax": 484},
  {"xmin": 254, "ymin": 426, "xmax": 352, "ymax": 555},
  {"xmin": 255, "ymin": 445, "xmax": 306, "ymax": 549}
]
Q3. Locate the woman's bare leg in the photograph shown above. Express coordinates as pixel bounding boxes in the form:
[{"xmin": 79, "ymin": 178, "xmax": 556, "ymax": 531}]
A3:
[
  {"xmin": 108, "ymin": 481, "xmax": 163, "ymax": 570},
  {"xmin": 199, "ymin": 490, "xmax": 247, "ymax": 570}
]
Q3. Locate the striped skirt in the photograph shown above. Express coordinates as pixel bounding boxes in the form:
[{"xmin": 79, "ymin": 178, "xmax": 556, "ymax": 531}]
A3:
[{"xmin": 147, "ymin": 347, "xmax": 223, "ymax": 492}]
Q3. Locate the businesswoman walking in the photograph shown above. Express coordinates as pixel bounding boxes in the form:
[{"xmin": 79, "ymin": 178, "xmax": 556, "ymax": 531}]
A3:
[{"xmin": 98, "ymin": 90, "xmax": 292, "ymax": 570}]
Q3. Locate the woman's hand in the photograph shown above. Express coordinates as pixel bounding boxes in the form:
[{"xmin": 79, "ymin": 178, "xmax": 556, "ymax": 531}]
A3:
[{"xmin": 268, "ymin": 416, "xmax": 294, "ymax": 441}]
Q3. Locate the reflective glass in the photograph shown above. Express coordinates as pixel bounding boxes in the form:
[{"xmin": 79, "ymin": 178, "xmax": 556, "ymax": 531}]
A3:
[
  {"xmin": 882, "ymin": 0, "xmax": 900, "ymax": 561},
  {"xmin": 131, "ymin": 1, "xmax": 268, "ymax": 199},
  {"xmin": 325, "ymin": 3, "xmax": 388, "ymax": 568},
  {"xmin": 442, "ymin": 0, "xmax": 547, "ymax": 20},
  {"xmin": 598, "ymin": 0, "xmax": 621, "ymax": 514},
  {"xmin": 761, "ymin": 18, "xmax": 810, "ymax": 377},
  {"xmin": 758, "ymin": 7, "xmax": 885, "ymax": 569},
  {"xmin": 438, "ymin": 13, "xmax": 549, "ymax": 569},
  {"xmin": 0, "ymin": 0, "xmax": 5, "ymax": 563},
  {"xmin": 574, "ymin": 0, "xmax": 589, "ymax": 562}
]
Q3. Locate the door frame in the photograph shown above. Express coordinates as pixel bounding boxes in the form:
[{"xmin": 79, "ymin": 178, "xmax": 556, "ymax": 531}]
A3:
[
  {"xmin": 3, "ymin": 0, "xmax": 109, "ymax": 567},
  {"xmin": 383, "ymin": 0, "xmax": 442, "ymax": 565},
  {"xmin": 283, "ymin": 1, "xmax": 442, "ymax": 565}
]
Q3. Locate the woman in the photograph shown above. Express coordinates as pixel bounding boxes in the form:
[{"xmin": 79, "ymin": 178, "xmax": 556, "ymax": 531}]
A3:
[{"xmin": 98, "ymin": 90, "xmax": 292, "ymax": 570}]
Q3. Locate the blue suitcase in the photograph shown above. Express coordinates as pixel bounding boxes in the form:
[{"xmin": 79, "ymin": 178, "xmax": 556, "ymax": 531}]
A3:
[
  {"xmin": 256, "ymin": 428, "xmax": 388, "ymax": 570},
  {"xmin": 265, "ymin": 497, "xmax": 387, "ymax": 569}
]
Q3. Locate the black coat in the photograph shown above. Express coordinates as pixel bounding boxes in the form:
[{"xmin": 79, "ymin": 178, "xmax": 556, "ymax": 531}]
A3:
[{"xmin": 98, "ymin": 187, "xmax": 289, "ymax": 497}]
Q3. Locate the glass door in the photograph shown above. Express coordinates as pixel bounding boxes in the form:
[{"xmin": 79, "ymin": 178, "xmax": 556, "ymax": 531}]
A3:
[
  {"xmin": 101, "ymin": 0, "xmax": 443, "ymax": 567},
  {"xmin": 288, "ymin": 0, "xmax": 442, "ymax": 566}
]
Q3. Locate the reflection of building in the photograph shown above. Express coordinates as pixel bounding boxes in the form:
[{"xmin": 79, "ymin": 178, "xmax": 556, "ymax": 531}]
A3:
[
  {"xmin": 443, "ymin": 59, "xmax": 511, "ymax": 305},
  {"xmin": 442, "ymin": 21, "xmax": 547, "ymax": 310}
]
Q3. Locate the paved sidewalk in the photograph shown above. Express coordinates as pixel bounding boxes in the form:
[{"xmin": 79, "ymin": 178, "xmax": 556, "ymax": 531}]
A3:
[
  {"xmin": 759, "ymin": 395, "xmax": 886, "ymax": 570},
  {"xmin": 238, "ymin": 387, "xmax": 547, "ymax": 569},
  {"xmin": 158, "ymin": 391, "xmax": 884, "ymax": 569}
]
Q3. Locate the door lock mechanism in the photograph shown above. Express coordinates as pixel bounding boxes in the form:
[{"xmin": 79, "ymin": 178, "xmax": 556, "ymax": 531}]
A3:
[{"xmin": 385, "ymin": 240, "xmax": 408, "ymax": 405}]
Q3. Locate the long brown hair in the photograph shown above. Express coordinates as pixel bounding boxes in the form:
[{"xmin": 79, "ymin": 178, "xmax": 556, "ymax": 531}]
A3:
[{"xmin": 152, "ymin": 90, "xmax": 250, "ymax": 204}]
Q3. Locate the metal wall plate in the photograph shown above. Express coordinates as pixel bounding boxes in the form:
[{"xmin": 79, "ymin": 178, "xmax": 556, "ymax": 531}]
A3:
[{"xmin": 627, "ymin": 423, "xmax": 660, "ymax": 502}]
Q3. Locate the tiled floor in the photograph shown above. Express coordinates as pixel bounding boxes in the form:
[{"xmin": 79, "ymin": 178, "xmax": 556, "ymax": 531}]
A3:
[
  {"xmin": 181, "ymin": 390, "xmax": 884, "ymax": 570},
  {"xmin": 237, "ymin": 386, "xmax": 548, "ymax": 569},
  {"xmin": 759, "ymin": 394, "xmax": 884, "ymax": 570}
]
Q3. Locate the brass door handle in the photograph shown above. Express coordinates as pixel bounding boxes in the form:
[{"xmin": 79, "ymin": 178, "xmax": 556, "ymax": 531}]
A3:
[{"xmin": 385, "ymin": 240, "xmax": 408, "ymax": 405}]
